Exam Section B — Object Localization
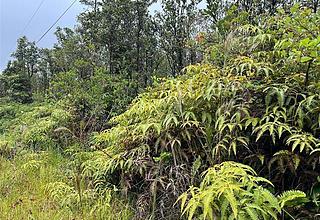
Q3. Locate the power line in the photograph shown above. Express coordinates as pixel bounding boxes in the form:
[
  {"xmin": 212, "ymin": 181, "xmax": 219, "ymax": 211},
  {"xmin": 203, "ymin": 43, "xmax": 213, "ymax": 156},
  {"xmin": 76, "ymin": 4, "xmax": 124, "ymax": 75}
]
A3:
[
  {"xmin": 21, "ymin": 0, "xmax": 46, "ymax": 35},
  {"xmin": 37, "ymin": 0, "xmax": 78, "ymax": 43},
  {"xmin": 6, "ymin": 0, "xmax": 46, "ymax": 63}
]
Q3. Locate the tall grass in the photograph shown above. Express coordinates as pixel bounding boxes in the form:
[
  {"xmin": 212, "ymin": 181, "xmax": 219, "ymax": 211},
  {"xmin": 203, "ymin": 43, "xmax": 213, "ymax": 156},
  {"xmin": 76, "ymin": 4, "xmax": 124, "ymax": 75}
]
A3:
[
  {"xmin": 0, "ymin": 101, "xmax": 133, "ymax": 220},
  {"xmin": 0, "ymin": 150, "xmax": 133, "ymax": 220}
]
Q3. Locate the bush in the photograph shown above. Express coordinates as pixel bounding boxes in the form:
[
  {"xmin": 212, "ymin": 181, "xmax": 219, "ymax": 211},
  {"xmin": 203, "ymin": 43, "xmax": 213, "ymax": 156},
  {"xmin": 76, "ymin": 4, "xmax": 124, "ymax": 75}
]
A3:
[
  {"xmin": 0, "ymin": 102, "xmax": 73, "ymax": 155},
  {"xmin": 82, "ymin": 6, "xmax": 320, "ymax": 219}
]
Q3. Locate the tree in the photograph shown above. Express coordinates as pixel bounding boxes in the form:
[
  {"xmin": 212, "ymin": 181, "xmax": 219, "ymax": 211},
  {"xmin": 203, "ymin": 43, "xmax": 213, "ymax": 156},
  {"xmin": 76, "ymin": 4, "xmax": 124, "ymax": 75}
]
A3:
[
  {"xmin": 156, "ymin": 0, "xmax": 201, "ymax": 76},
  {"xmin": 12, "ymin": 36, "xmax": 39, "ymax": 79},
  {"xmin": 37, "ymin": 48, "xmax": 56, "ymax": 93},
  {"xmin": 2, "ymin": 36, "xmax": 40, "ymax": 101},
  {"xmin": 2, "ymin": 60, "xmax": 33, "ymax": 103}
]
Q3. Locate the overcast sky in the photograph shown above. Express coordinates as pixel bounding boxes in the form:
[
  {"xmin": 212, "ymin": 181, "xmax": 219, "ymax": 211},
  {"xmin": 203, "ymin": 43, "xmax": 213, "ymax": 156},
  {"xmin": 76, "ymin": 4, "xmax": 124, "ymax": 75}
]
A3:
[{"xmin": 0, "ymin": 0, "xmax": 85, "ymax": 70}]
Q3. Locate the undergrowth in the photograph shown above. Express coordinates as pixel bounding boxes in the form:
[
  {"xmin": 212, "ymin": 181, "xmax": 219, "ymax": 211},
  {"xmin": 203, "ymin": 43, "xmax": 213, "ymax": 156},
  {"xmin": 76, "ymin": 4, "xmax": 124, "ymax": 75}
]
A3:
[{"xmin": 0, "ymin": 101, "xmax": 132, "ymax": 220}]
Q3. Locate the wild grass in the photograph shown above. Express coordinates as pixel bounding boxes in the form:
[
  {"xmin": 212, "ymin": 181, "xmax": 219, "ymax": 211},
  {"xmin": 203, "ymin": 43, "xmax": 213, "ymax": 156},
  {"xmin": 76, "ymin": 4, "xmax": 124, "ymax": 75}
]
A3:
[
  {"xmin": 0, "ymin": 101, "xmax": 132, "ymax": 220},
  {"xmin": 0, "ymin": 150, "xmax": 132, "ymax": 220}
]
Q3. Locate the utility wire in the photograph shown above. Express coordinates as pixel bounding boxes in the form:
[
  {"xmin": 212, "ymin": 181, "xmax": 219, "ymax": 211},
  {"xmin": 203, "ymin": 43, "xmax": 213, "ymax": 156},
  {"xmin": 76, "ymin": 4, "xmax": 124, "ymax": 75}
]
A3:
[
  {"xmin": 6, "ymin": 0, "xmax": 46, "ymax": 62},
  {"xmin": 21, "ymin": 0, "xmax": 46, "ymax": 35},
  {"xmin": 37, "ymin": 0, "xmax": 78, "ymax": 43}
]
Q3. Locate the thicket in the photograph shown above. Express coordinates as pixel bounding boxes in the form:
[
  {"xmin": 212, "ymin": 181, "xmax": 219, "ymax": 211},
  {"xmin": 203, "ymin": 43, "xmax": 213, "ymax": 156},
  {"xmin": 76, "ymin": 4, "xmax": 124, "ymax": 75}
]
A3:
[
  {"xmin": 82, "ymin": 5, "xmax": 320, "ymax": 219},
  {"xmin": 0, "ymin": 1, "xmax": 319, "ymax": 220}
]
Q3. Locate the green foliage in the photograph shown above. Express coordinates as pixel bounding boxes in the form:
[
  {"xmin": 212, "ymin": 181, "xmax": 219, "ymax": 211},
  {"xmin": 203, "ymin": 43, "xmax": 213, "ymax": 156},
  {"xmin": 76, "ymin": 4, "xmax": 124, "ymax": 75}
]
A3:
[
  {"xmin": 0, "ymin": 151, "xmax": 66, "ymax": 219},
  {"xmin": 1, "ymin": 2, "xmax": 319, "ymax": 220},
  {"xmin": 178, "ymin": 161, "xmax": 305, "ymax": 220},
  {"xmin": 81, "ymin": 5, "xmax": 320, "ymax": 219},
  {"xmin": 0, "ymin": 101, "xmax": 72, "ymax": 154},
  {"xmin": 1, "ymin": 65, "xmax": 33, "ymax": 103},
  {"xmin": 1, "ymin": 36, "xmax": 41, "ymax": 103},
  {"xmin": 0, "ymin": 150, "xmax": 132, "ymax": 220},
  {"xmin": 49, "ymin": 68, "xmax": 136, "ymax": 119}
]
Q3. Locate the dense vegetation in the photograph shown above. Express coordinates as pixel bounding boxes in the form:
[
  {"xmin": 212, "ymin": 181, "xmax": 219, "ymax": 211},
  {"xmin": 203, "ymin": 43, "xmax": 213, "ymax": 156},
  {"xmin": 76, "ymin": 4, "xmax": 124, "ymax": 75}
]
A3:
[{"xmin": 0, "ymin": 1, "xmax": 319, "ymax": 219}]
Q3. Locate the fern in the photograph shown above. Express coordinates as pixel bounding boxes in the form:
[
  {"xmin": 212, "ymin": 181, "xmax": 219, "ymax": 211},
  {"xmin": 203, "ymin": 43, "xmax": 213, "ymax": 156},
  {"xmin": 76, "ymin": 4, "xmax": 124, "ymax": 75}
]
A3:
[
  {"xmin": 178, "ymin": 162, "xmax": 282, "ymax": 220},
  {"xmin": 277, "ymin": 190, "xmax": 306, "ymax": 208}
]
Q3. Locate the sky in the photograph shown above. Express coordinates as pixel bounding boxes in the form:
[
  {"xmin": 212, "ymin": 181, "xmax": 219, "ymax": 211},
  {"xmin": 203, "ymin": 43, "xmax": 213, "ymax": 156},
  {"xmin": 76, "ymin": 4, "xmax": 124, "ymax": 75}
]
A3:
[{"xmin": 0, "ymin": 0, "xmax": 85, "ymax": 71}]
